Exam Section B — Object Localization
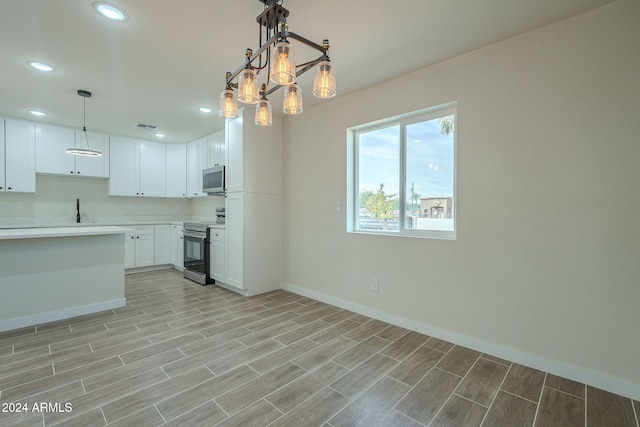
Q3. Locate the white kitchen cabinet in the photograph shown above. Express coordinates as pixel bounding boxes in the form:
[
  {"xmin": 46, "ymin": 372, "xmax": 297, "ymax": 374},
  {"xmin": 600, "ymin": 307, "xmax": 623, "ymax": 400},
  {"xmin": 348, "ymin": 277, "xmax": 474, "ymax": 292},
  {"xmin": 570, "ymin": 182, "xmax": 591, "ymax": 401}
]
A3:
[
  {"xmin": 186, "ymin": 137, "xmax": 208, "ymax": 197},
  {"xmin": 154, "ymin": 224, "xmax": 171, "ymax": 265},
  {"xmin": 208, "ymin": 129, "xmax": 225, "ymax": 168},
  {"xmin": 166, "ymin": 144, "xmax": 187, "ymax": 197},
  {"xmin": 139, "ymin": 141, "xmax": 166, "ymax": 197},
  {"xmin": 170, "ymin": 224, "xmax": 184, "ymax": 269},
  {"xmin": 74, "ymin": 130, "xmax": 109, "ymax": 177},
  {"xmin": 1, "ymin": 118, "xmax": 36, "ymax": 193},
  {"xmin": 109, "ymin": 137, "xmax": 166, "ymax": 197},
  {"xmin": 36, "ymin": 124, "xmax": 110, "ymax": 178},
  {"xmin": 209, "ymin": 229, "xmax": 226, "ymax": 283},
  {"xmin": 225, "ymin": 108, "xmax": 282, "ymax": 194},
  {"xmin": 124, "ymin": 226, "xmax": 155, "ymax": 269},
  {"xmin": 223, "ymin": 192, "xmax": 281, "ymax": 295},
  {"xmin": 109, "ymin": 136, "xmax": 138, "ymax": 196},
  {"xmin": 35, "ymin": 124, "xmax": 75, "ymax": 175}
]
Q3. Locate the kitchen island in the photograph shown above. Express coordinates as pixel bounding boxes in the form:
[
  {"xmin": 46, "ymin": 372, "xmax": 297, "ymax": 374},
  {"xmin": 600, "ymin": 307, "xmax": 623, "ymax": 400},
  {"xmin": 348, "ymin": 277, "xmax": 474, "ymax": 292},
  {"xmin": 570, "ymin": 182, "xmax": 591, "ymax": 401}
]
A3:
[{"xmin": 0, "ymin": 226, "xmax": 130, "ymax": 332}]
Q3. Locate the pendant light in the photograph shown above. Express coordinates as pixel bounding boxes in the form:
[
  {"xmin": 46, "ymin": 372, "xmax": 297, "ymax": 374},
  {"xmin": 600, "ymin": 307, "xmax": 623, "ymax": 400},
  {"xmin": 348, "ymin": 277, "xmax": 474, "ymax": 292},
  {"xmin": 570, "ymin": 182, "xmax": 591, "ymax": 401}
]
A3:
[
  {"xmin": 269, "ymin": 39, "xmax": 296, "ymax": 86},
  {"xmin": 255, "ymin": 85, "xmax": 272, "ymax": 126},
  {"xmin": 313, "ymin": 59, "xmax": 336, "ymax": 98},
  {"xmin": 283, "ymin": 83, "xmax": 303, "ymax": 115},
  {"xmin": 67, "ymin": 90, "xmax": 102, "ymax": 157},
  {"xmin": 237, "ymin": 68, "xmax": 260, "ymax": 104}
]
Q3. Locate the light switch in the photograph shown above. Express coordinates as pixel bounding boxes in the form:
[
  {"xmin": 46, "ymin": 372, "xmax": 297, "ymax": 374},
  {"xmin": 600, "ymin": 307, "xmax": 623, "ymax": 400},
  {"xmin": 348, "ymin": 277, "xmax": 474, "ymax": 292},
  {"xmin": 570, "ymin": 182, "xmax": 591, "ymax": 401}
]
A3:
[{"xmin": 336, "ymin": 202, "xmax": 343, "ymax": 213}]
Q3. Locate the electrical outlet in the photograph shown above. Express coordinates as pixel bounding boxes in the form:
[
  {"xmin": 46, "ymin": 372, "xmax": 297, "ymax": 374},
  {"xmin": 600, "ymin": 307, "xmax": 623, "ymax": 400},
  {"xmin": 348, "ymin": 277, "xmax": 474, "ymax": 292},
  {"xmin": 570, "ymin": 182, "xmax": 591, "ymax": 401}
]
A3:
[
  {"xmin": 11, "ymin": 202, "xmax": 21, "ymax": 211},
  {"xmin": 126, "ymin": 204, "xmax": 135, "ymax": 212},
  {"xmin": 371, "ymin": 279, "xmax": 379, "ymax": 292}
]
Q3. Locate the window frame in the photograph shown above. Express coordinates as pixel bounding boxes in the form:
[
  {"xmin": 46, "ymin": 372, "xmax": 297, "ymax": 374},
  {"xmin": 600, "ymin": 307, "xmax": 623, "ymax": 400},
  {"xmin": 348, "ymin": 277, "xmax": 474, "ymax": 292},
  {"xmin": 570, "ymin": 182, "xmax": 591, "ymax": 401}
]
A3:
[{"xmin": 347, "ymin": 102, "xmax": 457, "ymax": 240}]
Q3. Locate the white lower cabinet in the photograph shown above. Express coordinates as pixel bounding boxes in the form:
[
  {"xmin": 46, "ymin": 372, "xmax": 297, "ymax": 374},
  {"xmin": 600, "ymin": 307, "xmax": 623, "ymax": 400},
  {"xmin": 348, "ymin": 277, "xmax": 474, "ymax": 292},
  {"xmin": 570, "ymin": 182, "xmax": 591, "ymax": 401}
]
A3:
[
  {"xmin": 154, "ymin": 225, "xmax": 171, "ymax": 265},
  {"xmin": 209, "ymin": 229, "xmax": 225, "ymax": 282},
  {"xmin": 170, "ymin": 224, "xmax": 184, "ymax": 269},
  {"xmin": 124, "ymin": 226, "xmax": 155, "ymax": 268},
  {"xmin": 223, "ymin": 192, "xmax": 281, "ymax": 295}
]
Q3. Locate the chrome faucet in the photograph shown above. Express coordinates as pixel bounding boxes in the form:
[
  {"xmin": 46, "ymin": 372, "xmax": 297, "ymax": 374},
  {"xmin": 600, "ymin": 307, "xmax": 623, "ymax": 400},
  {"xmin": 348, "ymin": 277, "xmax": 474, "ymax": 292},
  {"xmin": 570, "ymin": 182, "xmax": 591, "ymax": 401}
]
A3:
[{"xmin": 76, "ymin": 198, "xmax": 81, "ymax": 223}]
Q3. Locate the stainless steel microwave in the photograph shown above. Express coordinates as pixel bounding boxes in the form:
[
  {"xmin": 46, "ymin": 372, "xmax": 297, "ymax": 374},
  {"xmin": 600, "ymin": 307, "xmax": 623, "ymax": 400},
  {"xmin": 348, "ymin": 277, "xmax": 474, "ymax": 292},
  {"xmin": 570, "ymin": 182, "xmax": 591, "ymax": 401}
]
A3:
[{"xmin": 202, "ymin": 165, "xmax": 225, "ymax": 194}]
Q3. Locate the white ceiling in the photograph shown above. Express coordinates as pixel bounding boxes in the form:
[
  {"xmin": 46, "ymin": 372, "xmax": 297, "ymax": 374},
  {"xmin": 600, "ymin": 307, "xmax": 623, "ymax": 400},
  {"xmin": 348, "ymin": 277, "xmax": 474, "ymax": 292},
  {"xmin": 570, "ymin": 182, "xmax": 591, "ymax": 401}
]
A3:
[{"xmin": 0, "ymin": 0, "xmax": 616, "ymax": 143}]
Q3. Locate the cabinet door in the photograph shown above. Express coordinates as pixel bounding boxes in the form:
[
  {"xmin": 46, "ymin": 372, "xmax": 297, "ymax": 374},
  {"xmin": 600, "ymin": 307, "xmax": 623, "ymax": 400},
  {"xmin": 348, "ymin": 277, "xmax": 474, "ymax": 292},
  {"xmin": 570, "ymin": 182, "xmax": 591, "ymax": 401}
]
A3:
[
  {"xmin": 139, "ymin": 141, "xmax": 166, "ymax": 197},
  {"xmin": 0, "ymin": 119, "xmax": 5, "ymax": 190},
  {"xmin": 170, "ymin": 225, "xmax": 184, "ymax": 268},
  {"xmin": 35, "ymin": 124, "xmax": 76, "ymax": 175},
  {"xmin": 154, "ymin": 225, "xmax": 171, "ymax": 265},
  {"xmin": 75, "ymin": 131, "xmax": 110, "ymax": 177},
  {"xmin": 210, "ymin": 237, "xmax": 226, "ymax": 282},
  {"xmin": 208, "ymin": 129, "xmax": 225, "ymax": 167},
  {"xmin": 186, "ymin": 141, "xmax": 200, "ymax": 197},
  {"xmin": 124, "ymin": 234, "xmax": 136, "ymax": 269},
  {"xmin": 109, "ymin": 136, "xmax": 139, "ymax": 196},
  {"xmin": 134, "ymin": 234, "xmax": 155, "ymax": 267},
  {"xmin": 225, "ymin": 192, "xmax": 244, "ymax": 289},
  {"xmin": 166, "ymin": 144, "xmax": 187, "ymax": 197},
  {"xmin": 225, "ymin": 116, "xmax": 243, "ymax": 192},
  {"xmin": 4, "ymin": 119, "xmax": 36, "ymax": 193}
]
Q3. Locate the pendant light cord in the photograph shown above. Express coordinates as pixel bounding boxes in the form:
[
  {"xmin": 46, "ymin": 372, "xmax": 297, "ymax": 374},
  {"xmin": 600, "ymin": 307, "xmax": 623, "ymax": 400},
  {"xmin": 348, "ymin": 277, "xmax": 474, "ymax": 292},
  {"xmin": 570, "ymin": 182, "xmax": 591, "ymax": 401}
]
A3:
[{"xmin": 82, "ymin": 95, "xmax": 91, "ymax": 150}]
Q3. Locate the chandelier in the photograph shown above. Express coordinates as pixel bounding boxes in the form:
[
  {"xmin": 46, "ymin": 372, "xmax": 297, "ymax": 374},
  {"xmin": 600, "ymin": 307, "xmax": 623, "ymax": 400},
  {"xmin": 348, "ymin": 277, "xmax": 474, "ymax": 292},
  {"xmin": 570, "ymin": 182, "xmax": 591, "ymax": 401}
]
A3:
[{"xmin": 218, "ymin": 0, "xmax": 337, "ymax": 126}]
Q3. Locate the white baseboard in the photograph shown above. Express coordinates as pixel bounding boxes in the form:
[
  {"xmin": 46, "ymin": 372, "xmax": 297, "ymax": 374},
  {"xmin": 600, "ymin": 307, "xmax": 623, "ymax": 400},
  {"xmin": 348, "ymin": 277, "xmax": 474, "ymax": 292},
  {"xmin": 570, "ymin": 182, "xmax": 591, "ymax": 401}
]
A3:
[
  {"xmin": 0, "ymin": 298, "xmax": 127, "ymax": 333},
  {"xmin": 281, "ymin": 282, "xmax": 640, "ymax": 401}
]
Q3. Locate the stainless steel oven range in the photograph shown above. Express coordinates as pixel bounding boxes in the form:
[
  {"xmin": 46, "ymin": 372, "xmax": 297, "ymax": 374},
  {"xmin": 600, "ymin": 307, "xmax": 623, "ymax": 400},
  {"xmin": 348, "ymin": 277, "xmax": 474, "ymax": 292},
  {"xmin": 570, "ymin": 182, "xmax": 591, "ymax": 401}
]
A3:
[{"xmin": 183, "ymin": 221, "xmax": 216, "ymax": 285}]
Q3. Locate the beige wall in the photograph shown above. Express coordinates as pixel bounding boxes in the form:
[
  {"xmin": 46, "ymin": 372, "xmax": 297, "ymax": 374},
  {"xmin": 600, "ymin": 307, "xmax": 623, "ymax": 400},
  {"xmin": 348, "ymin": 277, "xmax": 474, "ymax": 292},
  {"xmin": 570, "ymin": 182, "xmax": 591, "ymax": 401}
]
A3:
[{"xmin": 282, "ymin": 0, "xmax": 640, "ymax": 399}]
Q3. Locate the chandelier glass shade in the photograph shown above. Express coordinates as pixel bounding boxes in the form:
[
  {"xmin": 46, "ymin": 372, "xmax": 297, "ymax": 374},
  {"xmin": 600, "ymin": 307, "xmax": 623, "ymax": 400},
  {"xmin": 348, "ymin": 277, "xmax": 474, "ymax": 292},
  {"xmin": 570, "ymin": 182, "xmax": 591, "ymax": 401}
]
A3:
[
  {"xmin": 255, "ymin": 98, "xmax": 273, "ymax": 126},
  {"xmin": 237, "ymin": 69, "xmax": 260, "ymax": 104},
  {"xmin": 313, "ymin": 60, "xmax": 336, "ymax": 99},
  {"xmin": 218, "ymin": 88, "xmax": 238, "ymax": 118},
  {"xmin": 283, "ymin": 83, "xmax": 303, "ymax": 115},
  {"xmin": 270, "ymin": 41, "xmax": 296, "ymax": 86},
  {"xmin": 218, "ymin": 0, "xmax": 336, "ymax": 125}
]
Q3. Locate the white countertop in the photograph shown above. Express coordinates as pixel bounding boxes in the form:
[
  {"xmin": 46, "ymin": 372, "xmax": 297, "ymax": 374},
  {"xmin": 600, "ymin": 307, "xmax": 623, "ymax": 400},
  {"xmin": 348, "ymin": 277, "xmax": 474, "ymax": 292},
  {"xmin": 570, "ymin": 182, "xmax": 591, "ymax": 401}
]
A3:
[{"xmin": 0, "ymin": 226, "xmax": 133, "ymax": 240}]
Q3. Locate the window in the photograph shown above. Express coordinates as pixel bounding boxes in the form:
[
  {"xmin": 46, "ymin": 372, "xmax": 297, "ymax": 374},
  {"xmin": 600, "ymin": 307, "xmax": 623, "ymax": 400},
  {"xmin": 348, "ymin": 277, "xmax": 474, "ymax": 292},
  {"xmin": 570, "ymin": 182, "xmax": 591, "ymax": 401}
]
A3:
[{"xmin": 347, "ymin": 103, "xmax": 456, "ymax": 239}]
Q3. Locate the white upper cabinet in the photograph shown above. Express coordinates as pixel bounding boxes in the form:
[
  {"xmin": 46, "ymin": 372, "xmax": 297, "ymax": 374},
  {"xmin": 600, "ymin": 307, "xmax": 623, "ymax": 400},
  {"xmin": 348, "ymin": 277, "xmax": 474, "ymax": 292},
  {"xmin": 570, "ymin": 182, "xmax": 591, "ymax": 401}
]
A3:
[
  {"xmin": 109, "ymin": 136, "xmax": 166, "ymax": 197},
  {"xmin": 109, "ymin": 136, "xmax": 139, "ymax": 196},
  {"xmin": 74, "ymin": 130, "xmax": 109, "ymax": 177},
  {"xmin": 139, "ymin": 141, "xmax": 166, "ymax": 197},
  {"xmin": 2, "ymin": 118, "xmax": 36, "ymax": 193},
  {"xmin": 166, "ymin": 143, "xmax": 187, "ymax": 197},
  {"xmin": 208, "ymin": 129, "xmax": 225, "ymax": 167},
  {"xmin": 35, "ymin": 124, "xmax": 75, "ymax": 175},
  {"xmin": 186, "ymin": 137, "xmax": 208, "ymax": 197},
  {"xmin": 35, "ymin": 124, "xmax": 109, "ymax": 178},
  {"xmin": 225, "ymin": 108, "xmax": 282, "ymax": 193}
]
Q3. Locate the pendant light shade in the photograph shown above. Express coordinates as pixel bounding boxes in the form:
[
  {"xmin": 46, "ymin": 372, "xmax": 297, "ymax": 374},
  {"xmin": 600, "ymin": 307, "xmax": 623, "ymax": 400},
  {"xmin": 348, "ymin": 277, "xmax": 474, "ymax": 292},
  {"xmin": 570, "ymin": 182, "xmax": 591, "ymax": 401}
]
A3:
[
  {"xmin": 269, "ymin": 41, "xmax": 296, "ymax": 86},
  {"xmin": 237, "ymin": 69, "xmax": 260, "ymax": 104},
  {"xmin": 255, "ymin": 98, "xmax": 273, "ymax": 126},
  {"xmin": 283, "ymin": 83, "xmax": 303, "ymax": 115},
  {"xmin": 218, "ymin": 88, "xmax": 238, "ymax": 118},
  {"xmin": 313, "ymin": 60, "xmax": 336, "ymax": 98},
  {"xmin": 67, "ymin": 90, "xmax": 102, "ymax": 157}
]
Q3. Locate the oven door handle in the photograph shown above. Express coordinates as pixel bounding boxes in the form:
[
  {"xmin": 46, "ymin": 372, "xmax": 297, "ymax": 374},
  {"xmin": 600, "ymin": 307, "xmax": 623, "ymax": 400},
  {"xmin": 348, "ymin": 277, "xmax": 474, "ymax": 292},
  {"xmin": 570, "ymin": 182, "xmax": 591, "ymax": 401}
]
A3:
[{"xmin": 183, "ymin": 230, "xmax": 206, "ymax": 239}]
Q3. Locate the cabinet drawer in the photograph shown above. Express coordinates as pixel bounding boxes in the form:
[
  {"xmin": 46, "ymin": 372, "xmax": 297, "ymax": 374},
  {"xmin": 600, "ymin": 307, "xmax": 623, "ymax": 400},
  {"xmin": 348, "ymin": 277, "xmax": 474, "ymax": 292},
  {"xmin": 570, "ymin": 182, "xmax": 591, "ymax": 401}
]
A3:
[
  {"xmin": 209, "ymin": 229, "xmax": 225, "ymax": 242},
  {"xmin": 127, "ymin": 225, "xmax": 154, "ymax": 235}
]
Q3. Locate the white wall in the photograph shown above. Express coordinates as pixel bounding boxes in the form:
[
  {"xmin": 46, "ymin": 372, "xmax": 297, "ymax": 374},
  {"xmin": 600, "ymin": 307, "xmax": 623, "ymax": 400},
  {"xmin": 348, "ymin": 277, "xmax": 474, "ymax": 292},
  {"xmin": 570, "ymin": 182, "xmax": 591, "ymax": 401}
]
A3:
[
  {"xmin": 282, "ymin": 0, "xmax": 640, "ymax": 399},
  {"xmin": 0, "ymin": 175, "xmax": 195, "ymax": 225}
]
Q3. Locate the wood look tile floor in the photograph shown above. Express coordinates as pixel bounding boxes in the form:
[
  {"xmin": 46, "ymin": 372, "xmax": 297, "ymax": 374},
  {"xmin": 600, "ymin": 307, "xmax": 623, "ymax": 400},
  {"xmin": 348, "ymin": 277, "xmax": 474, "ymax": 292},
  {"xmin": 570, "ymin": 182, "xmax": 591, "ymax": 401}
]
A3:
[{"xmin": 0, "ymin": 270, "xmax": 638, "ymax": 427}]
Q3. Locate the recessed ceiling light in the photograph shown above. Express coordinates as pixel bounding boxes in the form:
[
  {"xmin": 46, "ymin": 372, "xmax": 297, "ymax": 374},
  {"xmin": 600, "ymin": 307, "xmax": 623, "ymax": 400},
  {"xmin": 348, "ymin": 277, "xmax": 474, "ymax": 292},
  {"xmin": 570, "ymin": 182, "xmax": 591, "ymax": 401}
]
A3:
[
  {"xmin": 93, "ymin": 2, "xmax": 128, "ymax": 21},
  {"xmin": 28, "ymin": 61, "xmax": 55, "ymax": 72},
  {"xmin": 199, "ymin": 107, "xmax": 213, "ymax": 113},
  {"xmin": 29, "ymin": 110, "xmax": 46, "ymax": 116},
  {"xmin": 155, "ymin": 133, "xmax": 166, "ymax": 138}
]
